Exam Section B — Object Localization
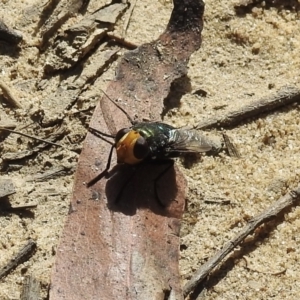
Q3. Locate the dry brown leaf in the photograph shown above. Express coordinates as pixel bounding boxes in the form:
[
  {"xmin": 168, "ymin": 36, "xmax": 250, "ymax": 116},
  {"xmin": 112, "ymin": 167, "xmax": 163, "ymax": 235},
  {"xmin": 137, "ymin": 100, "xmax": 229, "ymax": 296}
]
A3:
[{"xmin": 50, "ymin": 1, "xmax": 205, "ymax": 299}]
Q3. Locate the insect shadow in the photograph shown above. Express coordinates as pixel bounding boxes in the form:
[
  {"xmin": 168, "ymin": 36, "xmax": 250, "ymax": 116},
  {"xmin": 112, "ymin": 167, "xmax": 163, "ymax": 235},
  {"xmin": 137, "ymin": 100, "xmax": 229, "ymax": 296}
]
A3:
[
  {"xmin": 104, "ymin": 161, "xmax": 178, "ymax": 216},
  {"xmin": 87, "ymin": 90, "xmax": 214, "ymax": 213}
]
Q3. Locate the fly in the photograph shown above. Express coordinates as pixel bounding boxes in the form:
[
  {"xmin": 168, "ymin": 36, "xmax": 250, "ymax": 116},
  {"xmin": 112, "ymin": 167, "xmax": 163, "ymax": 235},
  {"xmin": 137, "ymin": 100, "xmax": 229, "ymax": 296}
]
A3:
[{"xmin": 87, "ymin": 91, "xmax": 217, "ymax": 190}]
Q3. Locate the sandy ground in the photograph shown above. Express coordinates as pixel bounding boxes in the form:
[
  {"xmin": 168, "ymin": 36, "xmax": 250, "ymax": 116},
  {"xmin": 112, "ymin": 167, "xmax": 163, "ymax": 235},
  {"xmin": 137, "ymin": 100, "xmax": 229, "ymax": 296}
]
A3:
[{"xmin": 1, "ymin": 0, "xmax": 300, "ymax": 299}]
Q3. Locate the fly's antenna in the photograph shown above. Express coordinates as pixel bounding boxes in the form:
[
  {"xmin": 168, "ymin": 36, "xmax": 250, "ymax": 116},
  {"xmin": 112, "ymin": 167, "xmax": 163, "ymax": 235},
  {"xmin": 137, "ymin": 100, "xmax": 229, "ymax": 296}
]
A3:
[
  {"xmin": 100, "ymin": 89, "xmax": 135, "ymax": 125},
  {"xmin": 87, "ymin": 90, "xmax": 135, "ymax": 187},
  {"xmin": 88, "ymin": 127, "xmax": 115, "ymax": 145},
  {"xmin": 87, "ymin": 144, "xmax": 115, "ymax": 187}
]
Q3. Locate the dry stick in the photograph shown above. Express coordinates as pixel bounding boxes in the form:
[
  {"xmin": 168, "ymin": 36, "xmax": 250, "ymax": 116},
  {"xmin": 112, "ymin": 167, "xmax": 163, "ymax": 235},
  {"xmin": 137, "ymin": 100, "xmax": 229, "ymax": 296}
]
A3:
[
  {"xmin": 183, "ymin": 184, "xmax": 300, "ymax": 298},
  {"xmin": 0, "ymin": 80, "xmax": 22, "ymax": 109},
  {"xmin": 0, "ymin": 240, "xmax": 37, "ymax": 279},
  {"xmin": 196, "ymin": 85, "xmax": 300, "ymax": 130}
]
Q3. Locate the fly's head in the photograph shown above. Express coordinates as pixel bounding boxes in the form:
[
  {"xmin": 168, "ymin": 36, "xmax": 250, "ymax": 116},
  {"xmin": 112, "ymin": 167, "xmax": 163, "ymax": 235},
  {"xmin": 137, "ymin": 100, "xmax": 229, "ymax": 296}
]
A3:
[{"xmin": 115, "ymin": 128, "xmax": 150, "ymax": 164}]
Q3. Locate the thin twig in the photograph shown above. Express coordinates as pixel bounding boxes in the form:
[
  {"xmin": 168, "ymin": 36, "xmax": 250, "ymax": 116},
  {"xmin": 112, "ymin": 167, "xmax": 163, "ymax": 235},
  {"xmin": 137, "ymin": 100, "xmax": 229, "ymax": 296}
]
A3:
[
  {"xmin": 0, "ymin": 240, "xmax": 37, "ymax": 279},
  {"xmin": 204, "ymin": 198, "xmax": 231, "ymax": 205},
  {"xmin": 0, "ymin": 80, "xmax": 22, "ymax": 108},
  {"xmin": 107, "ymin": 32, "xmax": 138, "ymax": 49},
  {"xmin": 0, "ymin": 127, "xmax": 63, "ymax": 148},
  {"xmin": 242, "ymin": 256, "xmax": 286, "ymax": 276},
  {"xmin": 1, "ymin": 126, "xmax": 73, "ymax": 161},
  {"xmin": 183, "ymin": 183, "xmax": 300, "ymax": 298},
  {"xmin": 196, "ymin": 85, "xmax": 300, "ymax": 130},
  {"xmin": 6, "ymin": 203, "xmax": 38, "ymax": 211},
  {"xmin": 122, "ymin": 0, "xmax": 138, "ymax": 38}
]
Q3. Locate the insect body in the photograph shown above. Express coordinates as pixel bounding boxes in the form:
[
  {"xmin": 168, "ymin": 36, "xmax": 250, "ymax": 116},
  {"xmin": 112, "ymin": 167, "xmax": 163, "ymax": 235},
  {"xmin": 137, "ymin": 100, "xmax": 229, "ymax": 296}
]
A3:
[
  {"xmin": 87, "ymin": 91, "xmax": 216, "ymax": 188},
  {"xmin": 87, "ymin": 121, "xmax": 214, "ymax": 187},
  {"xmin": 115, "ymin": 122, "xmax": 213, "ymax": 164}
]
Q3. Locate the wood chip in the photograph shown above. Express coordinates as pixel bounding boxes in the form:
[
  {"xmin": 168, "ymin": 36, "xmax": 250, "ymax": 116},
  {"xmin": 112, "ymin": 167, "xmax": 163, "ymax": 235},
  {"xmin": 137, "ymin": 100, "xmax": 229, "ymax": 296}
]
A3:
[
  {"xmin": 21, "ymin": 276, "xmax": 40, "ymax": 300},
  {"xmin": 44, "ymin": 3, "xmax": 127, "ymax": 72},
  {"xmin": 26, "ymin": 166, "xmax": 75, "ymax": 182},
  {"xmin": 0, "ymin": 19, "xmax": 22, "ymax": 44},
  {"xmin": 0, "ymin": 179, "xmax": 16, "ymax": 198},
  {"xmin": 0, "ymin": 80, "xmax": 22, "ymax": 109}
]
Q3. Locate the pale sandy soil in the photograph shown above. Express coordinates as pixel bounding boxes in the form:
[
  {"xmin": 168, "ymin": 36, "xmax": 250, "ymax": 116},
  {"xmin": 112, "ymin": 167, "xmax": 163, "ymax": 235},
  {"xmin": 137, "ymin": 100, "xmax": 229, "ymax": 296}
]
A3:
[{"xmin": 1, "ymin": 0, "xmax": 300, "ymax": 299}]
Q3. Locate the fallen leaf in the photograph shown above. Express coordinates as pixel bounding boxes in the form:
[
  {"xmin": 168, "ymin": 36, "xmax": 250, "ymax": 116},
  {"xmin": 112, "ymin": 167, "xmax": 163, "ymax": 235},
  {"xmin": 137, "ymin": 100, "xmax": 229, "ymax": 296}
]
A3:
[{"xmin": 50, "ymin": 1, "xmax": 205, "ymax": 299}]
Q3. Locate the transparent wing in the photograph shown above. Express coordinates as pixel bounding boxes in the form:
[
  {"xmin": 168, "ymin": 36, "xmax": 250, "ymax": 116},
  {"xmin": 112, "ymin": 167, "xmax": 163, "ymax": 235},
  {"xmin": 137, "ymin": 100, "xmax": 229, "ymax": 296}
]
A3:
[{"xmin": 167, "ymin": 129, "xmax": 213, "ymax": 153}]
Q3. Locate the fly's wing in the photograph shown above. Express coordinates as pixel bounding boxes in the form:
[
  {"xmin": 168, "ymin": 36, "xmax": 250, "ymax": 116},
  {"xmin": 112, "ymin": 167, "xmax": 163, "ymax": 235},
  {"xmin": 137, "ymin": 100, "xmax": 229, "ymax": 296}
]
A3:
[{"xmin": 167, "ymin": 128, "xmax": 213, "ymax": 153}]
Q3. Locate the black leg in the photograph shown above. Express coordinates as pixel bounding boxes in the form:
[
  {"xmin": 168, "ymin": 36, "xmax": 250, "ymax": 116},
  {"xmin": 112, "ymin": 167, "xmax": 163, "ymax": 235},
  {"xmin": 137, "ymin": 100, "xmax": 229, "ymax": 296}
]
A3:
[
  {"xmin": 114, "ymin": 167, "xmax": 138, "ymax": 203},
  {"xmin": 87, "ymin": 144, "xmax": 115, "ymax": 187},
  {"xmin": 154, "ymin": 160, "xmax": 174, "ymax": 207}
]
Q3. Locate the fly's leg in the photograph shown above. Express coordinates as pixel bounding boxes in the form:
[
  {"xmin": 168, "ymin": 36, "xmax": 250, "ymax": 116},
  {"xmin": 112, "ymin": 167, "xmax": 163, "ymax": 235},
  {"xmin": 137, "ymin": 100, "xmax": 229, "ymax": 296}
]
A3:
[
  {"xmin": 87, "ymin": 144, "xmax": 115, "ymax": 187},
  {"xmin": 154, "ymin": 160, "xmax": 174, "ymax": 207},
  {"xmin": 114, "ymin": 168, "xmax": 138, "ymax": 203}
]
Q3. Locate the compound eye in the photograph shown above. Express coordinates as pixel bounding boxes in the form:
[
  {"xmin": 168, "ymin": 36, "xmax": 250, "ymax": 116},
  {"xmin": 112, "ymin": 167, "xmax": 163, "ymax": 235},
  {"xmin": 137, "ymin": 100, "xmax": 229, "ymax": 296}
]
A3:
[
  {"xmin": 133, "ymin": 137, "xmax": 149, "ymax": 159},
  {"xmin": 115, "ymin": 128, "xmax": 130, "ymax": 143}
]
